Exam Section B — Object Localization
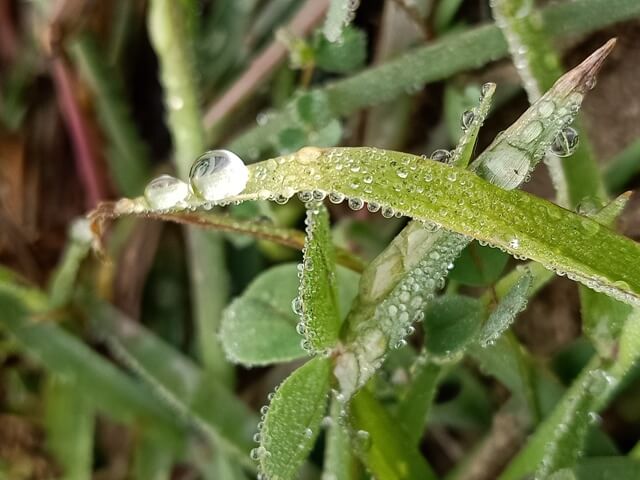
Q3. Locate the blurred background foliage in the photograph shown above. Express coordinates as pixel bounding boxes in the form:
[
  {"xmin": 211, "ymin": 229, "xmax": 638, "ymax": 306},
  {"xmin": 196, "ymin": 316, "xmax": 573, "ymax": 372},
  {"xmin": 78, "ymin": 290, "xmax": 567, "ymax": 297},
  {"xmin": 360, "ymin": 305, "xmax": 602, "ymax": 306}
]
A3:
[{"xmin": 1, "ymin": 0, "xmax": 640, "ymax": 479}]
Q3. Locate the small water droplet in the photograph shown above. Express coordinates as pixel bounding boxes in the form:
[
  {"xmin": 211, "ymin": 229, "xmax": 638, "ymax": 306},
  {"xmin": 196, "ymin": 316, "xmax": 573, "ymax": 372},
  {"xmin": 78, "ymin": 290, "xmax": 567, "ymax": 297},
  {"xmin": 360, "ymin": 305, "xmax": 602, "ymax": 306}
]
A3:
[
  {"xmin": 348, "ymin": 198, "xmax": 364, "ymax": 210},
  {"xmin": 144, "ymin": 174, "xmax": 189, "ymax": 210},
  {"xmin": 189, "ymin": 150, "xmax": 249, "ymax": 201},
  {"xmin": 480, "ymin": 82, "xmax": 494, "ymax": 98},
  {"xmin": 550, "ymin": 126, "xmax": 579, "ymax": 157}
]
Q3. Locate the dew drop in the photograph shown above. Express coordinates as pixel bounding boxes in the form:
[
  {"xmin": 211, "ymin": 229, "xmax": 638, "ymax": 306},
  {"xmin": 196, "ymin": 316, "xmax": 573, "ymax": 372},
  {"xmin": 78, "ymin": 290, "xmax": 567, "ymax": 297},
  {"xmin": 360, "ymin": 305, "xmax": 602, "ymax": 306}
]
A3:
[
  {"xmin": 329, "ymin": 192, "xmax": 345, "ymax": 204},
  {"xmin": 144, "ymin": 174, "xmax": 189, "ymax": 210},
  {"xmin": 348, "ymin": 198, "xmax": 364, "ymax": 210},
  {"xmin": 537, "ymin": 99, "xmax": 555, "ymax": 118},
  {"xmin": 430, "ymin": 149, "xmax": 451, "ymax": 163},
  {"xmin": 550, "ymin": 126, "xmax": 579, "ymax": 157},
  {"xmin": 461, "ymin": 110, "xmax": 475, "ymax": 131},
  {"xmin": 520, "ymin": 120, "xmax": 543, "ymax": 143},
  {"xmin": 189, "ymin": 150, "xmax": 249, "ymax": 201}
]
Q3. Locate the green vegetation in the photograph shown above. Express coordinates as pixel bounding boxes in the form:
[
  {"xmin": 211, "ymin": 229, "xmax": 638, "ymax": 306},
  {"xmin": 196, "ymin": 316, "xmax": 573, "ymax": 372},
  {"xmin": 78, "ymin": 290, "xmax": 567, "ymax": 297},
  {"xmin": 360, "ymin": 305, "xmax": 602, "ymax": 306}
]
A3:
[{"xmin": 2, "ymin": 1, "xmax": 640, "ymax": 479}]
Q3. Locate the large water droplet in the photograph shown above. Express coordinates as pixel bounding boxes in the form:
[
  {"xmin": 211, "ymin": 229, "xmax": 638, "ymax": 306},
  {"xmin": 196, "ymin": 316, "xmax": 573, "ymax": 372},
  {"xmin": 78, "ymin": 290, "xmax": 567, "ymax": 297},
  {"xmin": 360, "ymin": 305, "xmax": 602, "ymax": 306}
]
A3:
[
  {"xmin": 431, "ymin": 149, "xmax": 451, "ymax": 163},
  {"xmin": 461, "ymin": 110, "xmax": 475, "ymax": 131},
  {"xmin": 550, "ymin": 127, "xmax": 579, "ymax": 157},
  {"xmin": 144, "ymin": 174, "xmax": 189, "ymax": 210},
  {"xmin": 189, "ymin": 150, "xmax": 249, "ymax": 201}
]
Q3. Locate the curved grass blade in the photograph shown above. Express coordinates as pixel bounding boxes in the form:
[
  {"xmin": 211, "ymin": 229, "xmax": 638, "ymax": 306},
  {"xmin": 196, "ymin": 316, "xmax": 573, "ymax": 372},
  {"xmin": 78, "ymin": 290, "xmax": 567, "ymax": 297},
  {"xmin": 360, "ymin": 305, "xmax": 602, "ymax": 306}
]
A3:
[
  {"xmin": 297, "ymin": 202, "xmax": 342, "ymax": 352},
  {"xmin": 396, "ymin": 358, "xmax": 444, "ymax": 445},
  {"xmin": 212, "ymin": 146, "xmax": 640, "ymax": 308},
  {"xmin": 256, "ymin": 357, "xmax": 331, "ymax": 480}
]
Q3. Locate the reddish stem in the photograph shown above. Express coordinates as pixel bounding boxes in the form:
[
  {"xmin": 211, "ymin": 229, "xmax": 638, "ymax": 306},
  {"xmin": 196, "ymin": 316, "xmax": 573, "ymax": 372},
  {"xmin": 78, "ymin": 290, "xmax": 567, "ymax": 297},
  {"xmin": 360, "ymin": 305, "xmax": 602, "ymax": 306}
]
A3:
[
  {"xmin": 203, "ymin": 0, "xmax": 329, "ymax": 131},
  {"xmin": 51, "ymin": 57, "xmax": 105, "ymax": 207}
]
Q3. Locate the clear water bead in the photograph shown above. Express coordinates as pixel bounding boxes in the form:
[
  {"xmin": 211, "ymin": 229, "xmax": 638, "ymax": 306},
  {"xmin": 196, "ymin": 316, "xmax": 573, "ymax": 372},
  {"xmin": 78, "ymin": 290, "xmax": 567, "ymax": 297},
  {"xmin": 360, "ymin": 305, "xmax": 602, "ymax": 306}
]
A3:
[
  {"xmin": 144, "ymin": 174, "xmax": 189, "ymax": 210},
  {"xmin": 461, "ymin": 110, "xmax": 475, "ymax": 131},
  {"xmin": 550, "ymin": 127, "xmax": 579, "ymax": 157},
  {"xmin": 189, "ymin": 149, "xmax": 249, "ymax": 201},
  {"xmin": 430, "ymin": 149, "xmax": 451, "ymax": 163}
]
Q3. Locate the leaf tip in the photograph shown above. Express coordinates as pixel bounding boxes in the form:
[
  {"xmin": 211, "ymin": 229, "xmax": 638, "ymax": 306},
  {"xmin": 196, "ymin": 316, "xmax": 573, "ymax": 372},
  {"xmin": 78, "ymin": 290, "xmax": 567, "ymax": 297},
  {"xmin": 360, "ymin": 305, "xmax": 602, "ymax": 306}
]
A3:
[{"xmin": 559, "ymin": 38, "xmax": 616, "ymax": 94}]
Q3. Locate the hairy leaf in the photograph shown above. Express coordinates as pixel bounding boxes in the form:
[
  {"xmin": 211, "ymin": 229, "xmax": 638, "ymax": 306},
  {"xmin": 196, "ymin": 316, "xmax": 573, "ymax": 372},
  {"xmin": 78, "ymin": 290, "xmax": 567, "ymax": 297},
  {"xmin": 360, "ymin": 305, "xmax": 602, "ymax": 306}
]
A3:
[
  {"xmin": 256, "ymin": 357, "xmax": 331, "ymax": 480},
  {"xmin": 221, "ymin": 263, "xmax": 358, "ymax": 366},
  {"xmin": 298, "ymin": 202, "xmax": 341, "ymax": 352}
]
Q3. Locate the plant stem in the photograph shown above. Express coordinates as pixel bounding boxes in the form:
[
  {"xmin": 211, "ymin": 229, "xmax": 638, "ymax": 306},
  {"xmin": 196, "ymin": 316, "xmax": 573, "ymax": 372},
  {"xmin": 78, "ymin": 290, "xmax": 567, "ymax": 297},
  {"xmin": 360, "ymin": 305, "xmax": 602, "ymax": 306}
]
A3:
[{"xmin": 148, "ymin": 0, "xmax": 232, "ymax": 383}]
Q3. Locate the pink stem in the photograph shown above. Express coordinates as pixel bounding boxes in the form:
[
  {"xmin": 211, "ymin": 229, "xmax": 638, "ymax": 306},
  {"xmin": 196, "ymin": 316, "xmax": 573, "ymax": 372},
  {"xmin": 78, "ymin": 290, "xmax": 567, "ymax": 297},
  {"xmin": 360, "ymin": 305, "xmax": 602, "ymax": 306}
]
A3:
[
  {"xmin": 52, "ymin": 57, "xmax": 105, "ymax": 207},
  {"xmin": 203, "ymin": 0, "xmax": 329, "ymax": 130}
]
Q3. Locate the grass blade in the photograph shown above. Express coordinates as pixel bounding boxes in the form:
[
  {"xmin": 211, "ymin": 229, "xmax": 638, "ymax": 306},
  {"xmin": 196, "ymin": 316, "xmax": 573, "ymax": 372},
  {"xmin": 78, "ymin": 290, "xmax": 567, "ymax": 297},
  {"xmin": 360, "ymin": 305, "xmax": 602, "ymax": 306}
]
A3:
[
  {"xmin": 44, "ymin": 375, "xmax": 94, "ymax": 480},
  {"xmin": 89, "ymin": 301, "xmax": 257, "ymax": 464},
  {"xmin": 0, "ymin": 290, "xmax": 183, "ymax": 440}
]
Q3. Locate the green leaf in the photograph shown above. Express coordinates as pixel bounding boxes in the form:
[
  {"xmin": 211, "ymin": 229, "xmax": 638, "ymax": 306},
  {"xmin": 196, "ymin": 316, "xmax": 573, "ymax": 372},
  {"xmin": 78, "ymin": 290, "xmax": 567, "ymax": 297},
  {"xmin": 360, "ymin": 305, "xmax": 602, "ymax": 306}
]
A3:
[
  {"xmin": 449, "ymin": 241, "xmax": 509, "ymax": 287},
  {"xmin": 450, "ymin": 82, "xmax": 495, "ymax": 168},
  {"xmin": 277, "ymin": 127, "xmax": 307, "ymax": 153},
  {"xmin": 323, "ymin": 0, "xmax": 361, "ymax": 42},
  {"xmin": 48, "ymin": 218, "xmax": 92, "ymax": 308},
  {"xmin": 490, "ymin": 0, "xmax": 606, "ymax": 208},
  {"xmin": 256, "ymin": 357, "xmax": 331, "ymax": 480},
  {"xmin": 44, "ymin": 375, "xmax": 94, "ymax": 480},
  {"xmin": 294, "ymin": 90, "xmax": 333, "ymax": 128},
  {"xmin": 221, "ymin": 263, "xmax": 358, "ymax": 366},
  {"xmin": 423, "ymin": 295, "xmax": 483, "ymax": 358},
  {"xmin": 298, "ymin": 202, "xmax": 341, "ymax": 352},
  {"xmin": 350, "ymin": 388, "xmax": 437, "ymax": 480},
  {"xmin": 221, "ymin": 264, "xmax": 306, "ymax": 366},
  {"xmin": 499, "ymin": 307, "xmax": 640, "ymax": 480},
  {"xmin": 478, "ymin": 267, "xmax": 533, "ymax": 347},
  {"xmin": 314, "ymin": 26, "xmax": 367, "ymax": 73}
]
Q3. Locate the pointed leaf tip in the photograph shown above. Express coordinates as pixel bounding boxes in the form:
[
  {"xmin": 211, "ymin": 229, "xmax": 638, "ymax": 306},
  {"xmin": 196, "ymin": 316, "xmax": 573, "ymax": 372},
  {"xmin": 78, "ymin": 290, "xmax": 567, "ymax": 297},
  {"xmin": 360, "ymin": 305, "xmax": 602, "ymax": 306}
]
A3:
[{"xmin": 558, "ymin": 38, "xmax": 616, "ymax": 94}]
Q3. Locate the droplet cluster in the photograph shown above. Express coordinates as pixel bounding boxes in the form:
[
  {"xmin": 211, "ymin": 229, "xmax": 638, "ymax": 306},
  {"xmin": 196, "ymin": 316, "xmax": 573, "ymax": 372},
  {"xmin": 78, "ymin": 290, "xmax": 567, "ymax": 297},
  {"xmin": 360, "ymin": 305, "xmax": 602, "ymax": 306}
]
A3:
[{"xmin": 141, "ymin": 149, "xmax": 250, "ymax": 212}]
